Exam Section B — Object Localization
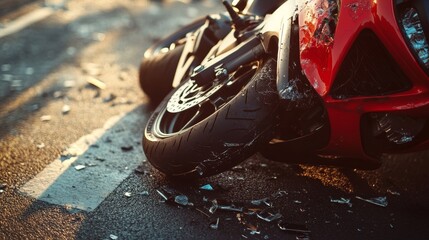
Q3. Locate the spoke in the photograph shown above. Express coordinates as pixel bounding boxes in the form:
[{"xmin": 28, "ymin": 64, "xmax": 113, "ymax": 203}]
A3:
[{"xmin": 179, "ymin": 106, "xmax": 203, "ymax": 131}]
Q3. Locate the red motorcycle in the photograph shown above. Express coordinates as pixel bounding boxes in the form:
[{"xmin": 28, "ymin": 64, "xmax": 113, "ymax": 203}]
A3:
[{"xmin": 139, "ymin": 0, "xmax": 429, "ymax": 178}]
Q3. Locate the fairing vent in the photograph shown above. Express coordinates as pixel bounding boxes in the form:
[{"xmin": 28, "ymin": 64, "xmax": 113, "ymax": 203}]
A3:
[{"xmin": 330, "ymin": 30, "xmax": 412, "ymax": 99}]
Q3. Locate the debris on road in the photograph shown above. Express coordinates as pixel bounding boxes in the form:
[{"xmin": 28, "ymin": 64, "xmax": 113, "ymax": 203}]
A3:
[
  {"xmin": 200, "ymin": 184, "xmax": 214, "ymax": 191},
  {"xmin": 138, "ymin": 191, "xmax": 149, "ymax": 196},
  {"xmin": 134, "ymin": 164, "xmax": 146, "ymax": 174},
  {"xmin": 355, "ymin": 196, "xmax": 388, "ymax": 207},
  {"xmin": 36, "ymin": 143, "xmax": 46, "ymax": 149},
  {"xmin": 74, "ymin": 165, "xmax": 86, "ymax": 171},
  {"xmin": 278, "ymin": 220, "xmax": 310, "ymax": 234},
  {"xmin": 109, "ymin": 234, "xmax": 118, "ymax": 240},
  {"xmin": 387, "ymin": 190, "xmax": 401, "ymax": 196},
  {"xmin": 62, "ymin": 104, "xmax": 71, "ymax": 114},
  {"xmin": 256, "ymin": 208, "xmax": 282, "ymax": 222},
  {"xmin": 209, "ymin": 218, "xmax": 220, "ymax": 230},
  {"xmin": 40, "ymin": 115, "xmax": 52, "ymax": 122},
  {"xmin": 330, "ymin": 197, "xmax": 352, "ymax": 207},
  {"xmin": 156, "ymin": 186, "xmax": 192, "ymax": 207},
  {"xmin": 124, "ymin": 192, "xmax": 132, "ymax": 198},
  {"xmin": 251, "ymin": 198, "xmax": 272, "ymax": 207},
  {"xmin": 86, "ymin": 76, "xmax": 106, "ymax": 90},
  {"xmin": 103, "ymin": 93, "xmax": 117, "ymax": 103},
  {"xmin": 210, "ymin": 199, "xmax": 243, "ymax": 213},
  {"xmin": 64, "ymin": 80, "xmax": 76, "ymax": 88},
  {"xmin": 0, "ymin": 183, "xmax": 6, "ymax": 193},
  {"xmin": 121, "ymin": 145, "xmax": 134, "ymax": 152}
]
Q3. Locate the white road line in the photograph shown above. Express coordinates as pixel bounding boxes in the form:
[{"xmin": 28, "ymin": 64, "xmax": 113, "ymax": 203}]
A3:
[
  {"xmin": 0, "ymin": 7, "xmax": 53, "ymax": 39},
  {"xmin": 20, "ymin": 110, "xmax": 145, "ymax": 212}
]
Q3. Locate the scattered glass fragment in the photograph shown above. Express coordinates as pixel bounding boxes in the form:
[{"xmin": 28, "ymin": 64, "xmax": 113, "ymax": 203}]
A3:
[
  {"xmin": 260, "ymin": 163, "xmax": 268, "ymax": 167},
  {"xmin": 36, "ymin": 143, "xmax": 45, "ymax": 149},
  {"xmin": 156, "ymin": 189, "xmax": 168, "ymax": 201},
  {"xmin": 210, "ymin": 199, "xmax": 243, "ymax": 213},
  {"xmin": 272, "ymin": 190, "xmax": 288, "ymax": 199},
  {"xmin": 251, "ymin": 198, "xmax": 272, "ymax": 207},
  {"xmin": 110, "ymin": 234, "xmax": 118, "ymax": 240},
  {"xmin": 86, "ymin": 76, "xmax": 106, "ymax": 89},
  {"xmin": 236, "ymin": 177, "xmax": 245, "ymax": 180},
  {"xmin": 241, "ymin": 235, "xmax": 248, "ymax": 239},
  {"xmin": 209, "ymin": 218, "xmax": 220, "ymax": 230},
  {"xmin": 64, "ymin": 80, "xmax": 75, "ymax": 88},
  {"xmin": 0, "ymin": 190, "xmax": 4, "ymax": 194},
  {"xmin": 200, "ymin": 184, "xmax": 214, "ymax": 191},
  {"xmin": 387, "ymin": 190, "xmax": 400, "ymax": 196},
  {"xmin": 390, "ymin": 224, "xmax": 394, "ymax": 229},
  {"xmin": 124, "ymin": 192, "xmax": 132, "ymax": 198},
  {"xmin": 355, "ymin": 196, "xmax": 388, "ymax": 207},
  {"xmin": 121, "ymin": 146, "xmax": 134, "ymax": 152},
  {"xmin": 294, "ymin": 200, "xmax": 302, "ymax": 204},
  {"xmin": 40, "ymin": 115, "xmax": 52, "ymax": 122},
  {"xmin": 138, "ymin": 190, "xmax": 149, "ymax": 196},
  {"xmin": 257, "ymin": 209, "xmax": 282, "ymax": 222},
  {"xmin": 74, "ymin": 165, "xmax": 86, "ymax": 171},
  {"xmin": 278, "ymin": 221, "xmax": 311, "ymax": 234},
  {"xmin": 62, "ymin": 105, "xmax": 71, "ymax": 114},
  {"xmin": 330, "ymin": 197, "xmax": 352, "ymax": 207},
  {"xmin": 174, "ymin": 195, "xmax": 189, "ymax": 206}
]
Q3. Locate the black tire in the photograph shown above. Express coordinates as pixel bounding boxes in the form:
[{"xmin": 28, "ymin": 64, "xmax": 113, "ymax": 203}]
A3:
[
  {"xmin": 139, "ymin": 18, "xmax": 206, "ymax": 103},
  {"xmin": 144, "ymin": 58, "xmax": 279, "ymax": 178}
]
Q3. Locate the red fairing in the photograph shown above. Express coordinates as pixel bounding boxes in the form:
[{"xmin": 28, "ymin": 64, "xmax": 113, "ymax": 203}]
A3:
[{"xmin": 298, "ymin": 0, "xmax": 429, "ymax": 160}]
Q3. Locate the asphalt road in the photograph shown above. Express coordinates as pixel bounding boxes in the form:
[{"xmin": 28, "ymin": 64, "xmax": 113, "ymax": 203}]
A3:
[{"xmin": 1, "ymin": 0, "xmax": 429, "ymax": 239}]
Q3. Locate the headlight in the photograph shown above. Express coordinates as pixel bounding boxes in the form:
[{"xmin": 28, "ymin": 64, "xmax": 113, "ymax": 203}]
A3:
[{"xmin": 401, "ymin": 7, "xmax": 429, "ymax": 70}]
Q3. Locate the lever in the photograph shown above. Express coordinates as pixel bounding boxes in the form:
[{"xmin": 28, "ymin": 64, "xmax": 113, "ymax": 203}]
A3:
[{"xmin": 222, "ymin": 0, "xmax": 246, "ymax": 30}]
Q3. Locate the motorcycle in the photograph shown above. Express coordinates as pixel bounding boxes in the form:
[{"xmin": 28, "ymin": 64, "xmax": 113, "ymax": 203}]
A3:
[{"xmin": 139, "ymin": 0, "xmax": 429, "ymax": 178}]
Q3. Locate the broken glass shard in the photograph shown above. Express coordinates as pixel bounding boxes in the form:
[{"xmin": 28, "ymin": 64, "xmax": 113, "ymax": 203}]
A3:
[
  {"xmin": 109, "ymin": 234, "xmax": 118, "ymax": 240},
  {"xmin": 330, "ymin": 197, "xmax": 352, "ymax": 207},
  {"xmin": 124, "ymin": 192, "xmax": 132, "ymax": 198},
  {"xmin": 278, "ymin": 220, "xmax": 311, "ymax": 234},
  {"xmin": 174, "ymin": 195, "xmax": 189, "ymax": 206},
  {"xmin": 74, "ymin": 165, "xmax": 86, "ymax": 171},
  {"xmin": 257, "ymin": 209, "xmax": 282, "ymax": 222},
  {"xmin": 355, "ymin": 196, "xmax": 388, "ymax": 207},
  {"xmin": 210, "ymin": 199, "xmax": 243, "ymax": 213},
  {"xmin": 251, "ymin": 198, "xmax": 273, "ymax": 207},
  {"xmin": 139, "ymin": 191, "xmax": 149, "ymax": 196},
  {"xmin": 200, "ymin": 184, "xmax": 214, "ymax": 191},
  {"xmin": 209, "ymin": 218, "xmax": 220, "ymax": 230}
]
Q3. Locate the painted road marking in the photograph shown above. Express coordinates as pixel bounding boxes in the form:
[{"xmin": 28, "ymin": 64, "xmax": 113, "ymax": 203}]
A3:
[
  {"xmin": 0, "ymin": 7, "xmax": 53, "ymax": 39},
  {"xmin": 20, "ymin": 108, "xmax": 146, "ymax": 211}
]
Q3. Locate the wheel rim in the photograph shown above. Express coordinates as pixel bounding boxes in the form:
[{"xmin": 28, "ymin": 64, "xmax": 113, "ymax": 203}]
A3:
[{"xmin": 152, "ymin": 61, "xmax": 260, "ymax": 137}]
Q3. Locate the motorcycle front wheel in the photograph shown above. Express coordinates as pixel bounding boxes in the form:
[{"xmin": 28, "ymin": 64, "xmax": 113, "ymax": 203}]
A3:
[{"xmin": 143, "ymin": 58, "xmax": 279, "ymax": 178}]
